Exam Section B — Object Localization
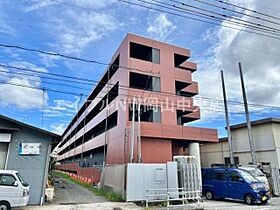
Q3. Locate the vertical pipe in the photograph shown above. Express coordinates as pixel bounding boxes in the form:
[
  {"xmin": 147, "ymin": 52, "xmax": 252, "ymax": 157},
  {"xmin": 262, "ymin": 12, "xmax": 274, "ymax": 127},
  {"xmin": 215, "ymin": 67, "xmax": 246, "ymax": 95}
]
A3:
[
  {"xmin": 239, "ymin": 62, "xmax": 257, "ymax": 165},
  {"xmin": 221, "ymin": 70, "xmax": 234, "ymax": 164},
  {"xmin": 189, "ymin": 143, "xmax": 202, "ymax": 190},
  {"xmin": 130, "ymin": 98, "xmax": 135, "ymax": 163},
  {"xmin": 103, "ymin": 69, "xmax": 110, "ymax": 168},
  {"xmin": 137, "ymin": 101, "xmax": 142, "ymax": 163}
]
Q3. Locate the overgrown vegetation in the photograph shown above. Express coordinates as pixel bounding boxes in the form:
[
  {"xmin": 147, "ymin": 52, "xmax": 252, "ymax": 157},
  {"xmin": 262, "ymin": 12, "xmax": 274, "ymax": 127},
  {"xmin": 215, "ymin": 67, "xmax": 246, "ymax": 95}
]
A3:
[{"xmin": 52, "ymin": 171, "xmax": 124, "ymax": 202}]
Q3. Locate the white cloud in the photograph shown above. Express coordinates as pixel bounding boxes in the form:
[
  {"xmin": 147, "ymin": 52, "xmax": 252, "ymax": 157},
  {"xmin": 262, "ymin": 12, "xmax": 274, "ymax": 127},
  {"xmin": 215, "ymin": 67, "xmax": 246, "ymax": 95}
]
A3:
[
  {"xmin": 24, "ymin": 0, "xmax": 59, "ymax": 12},
  {"xmin": 50, "ymin": 122, "xmax": 67, "ymax": 135},
  {"xmin": 50, "ymin": 10, "xmax": 120, "ymax": 54},
  {"xmin": 147, "ymin": 13, "xmax": 177, "ymax": 41},
  {"xmin": 0, "ymin": 4, "xmax": 16, "ymax": 36},
  {"xmin": 193, "ymin": 0, "xmax": 280, "ymax": 122},
  {"xmin": 0, "ymin": 62, "xmax": 49, "ymax": 109},
  {"xmin": 0, "ymin": 77, "xmax": 45, "ymax": 109},
  {"xmin": 25, "ymin": 0, "xmax": 121, "ymax": 55}
]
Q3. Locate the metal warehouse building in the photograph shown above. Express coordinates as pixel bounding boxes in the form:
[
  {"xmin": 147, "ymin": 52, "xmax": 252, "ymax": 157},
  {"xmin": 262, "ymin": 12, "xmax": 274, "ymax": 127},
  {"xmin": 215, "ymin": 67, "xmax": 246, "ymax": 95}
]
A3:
[{"xmin": 0, "ymin": 114, "xmax": 59, "ymax": 205}]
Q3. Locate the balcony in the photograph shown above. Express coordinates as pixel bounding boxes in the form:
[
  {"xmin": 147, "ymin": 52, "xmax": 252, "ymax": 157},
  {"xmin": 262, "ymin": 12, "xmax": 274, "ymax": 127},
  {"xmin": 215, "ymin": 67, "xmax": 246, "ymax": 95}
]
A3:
[{"xmin": 176, "ymin": 81, "xmax": 198, "ymax": 98}]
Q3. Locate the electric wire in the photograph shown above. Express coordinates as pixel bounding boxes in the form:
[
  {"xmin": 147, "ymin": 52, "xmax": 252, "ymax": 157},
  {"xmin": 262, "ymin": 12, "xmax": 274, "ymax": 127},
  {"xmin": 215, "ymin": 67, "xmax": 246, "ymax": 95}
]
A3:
[
  {"xmin": 169, "ymin": 0, "xmax": 280, "ymax": 34},
  {"xmin": 118, "ymin": 0, "xmax": 280, "ymax": 41},
  {"xmin": 1, "ymin": 63, "xmax": 280, "ymax": 111},
  {"xmin": 212, "ymin": 0, "xmax": 280, "ymax": 21},
  {"xmin": 185, "ymin": 0, "xmax": 280, "ymax": 26}
]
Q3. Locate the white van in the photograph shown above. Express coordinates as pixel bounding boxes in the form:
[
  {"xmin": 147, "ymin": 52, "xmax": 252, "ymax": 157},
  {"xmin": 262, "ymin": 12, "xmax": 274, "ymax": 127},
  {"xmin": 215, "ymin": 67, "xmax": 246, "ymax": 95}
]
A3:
[
  {"xmin": 240, "ymin": 166, "xmax": 270, "ymax": 190},
  {"xmin": 0, "ymin": 170, "xmax": 29, "ymax": 210}
]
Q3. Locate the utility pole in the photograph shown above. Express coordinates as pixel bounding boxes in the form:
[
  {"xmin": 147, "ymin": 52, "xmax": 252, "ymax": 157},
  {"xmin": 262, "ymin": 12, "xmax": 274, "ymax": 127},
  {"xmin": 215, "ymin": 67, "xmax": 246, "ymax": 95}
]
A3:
[
  {"xmin": 239, "ymin": 62, "xmax": 257, "ymax": 165},
  {"xmin": 130, "ymin": 98, "xmax": 135, "ymax": 163},
  {"xmin": 137, "ymin": 101, "xmax": 142, "ymax": 163},
  {"xmin": 221, "ymin": 70, "xmax": 234, "ymax": 164}
]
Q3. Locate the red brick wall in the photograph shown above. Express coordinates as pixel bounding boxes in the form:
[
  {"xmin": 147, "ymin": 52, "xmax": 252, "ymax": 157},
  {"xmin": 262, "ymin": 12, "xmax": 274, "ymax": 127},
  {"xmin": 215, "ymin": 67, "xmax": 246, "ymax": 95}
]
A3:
[{"xmin": 141, "ymin": 138, "xmax": 172, "ymax": 163}]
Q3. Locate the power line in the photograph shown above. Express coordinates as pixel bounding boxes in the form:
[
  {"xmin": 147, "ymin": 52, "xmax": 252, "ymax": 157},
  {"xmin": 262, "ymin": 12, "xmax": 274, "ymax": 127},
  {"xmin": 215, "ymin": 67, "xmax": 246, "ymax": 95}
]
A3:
[
  {"xmin": 0, "ymin": 69, "xmax": 94, "ymax": 87},
  {"xmin": 0, "ymin": 72, "xmax": 93, "ymax": 91},
  {"xmin": 2, "ymin": 62, "xmax": 280, "ymax": 111},
  {"xmin": 0, "ymin": 80, "xmax": 87, "ymax": 96},
  {"xmin": 45, "ymin": 0, "xmax": 280, "ymax": 58},
  {"xmin": 212, "ymin": 0, "xmax": 280, "ymax": 21},
  {"xmin": 119, "ymin": 0, "xmax": 280, "ymax": 41},
  {"xmin": 148, "ymin": 0, "xmax": 280, "ymax": 36},
  {"xmin": 184, "ymin": 0, "xmax": 280, "ymax": 26},
  {"xmin": 169, "ymin": 0, "xmax": 280, "ymax": 34}
]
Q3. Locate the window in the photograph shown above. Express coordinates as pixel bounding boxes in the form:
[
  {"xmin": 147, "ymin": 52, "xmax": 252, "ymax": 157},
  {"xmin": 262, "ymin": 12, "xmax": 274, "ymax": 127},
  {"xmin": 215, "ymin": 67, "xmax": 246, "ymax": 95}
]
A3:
[
  {"xmin": 229, "ymin": 172, "xmax": 241, "ymax": 182},
  {"xmin": 224, "ymin": 157, "xmax": 239, "ymax": 165},
  {"xmin": 130, "ymin": 42, "xmax": 160, "ymax": 64},
  {"xmin": 203, "ymin": 171, "xmax": 213, "ymax": 180},
  {"xmin": 129, "ymin": 72, "xmax": 160, "ymax": 92},
  {"xmin": 213, "ymin": 171, "xmax": 226, "ymax": 181},
  {"xmin": 16, "ymin": 173, "xmax": 28, "ymax": 187},
  {"xmin": 129, "ymin": 105, "xmax": 161, "ymax": 123},
  {"xmin": 0, "ymin": 174, "xmax": 16, "ymax": 186}
]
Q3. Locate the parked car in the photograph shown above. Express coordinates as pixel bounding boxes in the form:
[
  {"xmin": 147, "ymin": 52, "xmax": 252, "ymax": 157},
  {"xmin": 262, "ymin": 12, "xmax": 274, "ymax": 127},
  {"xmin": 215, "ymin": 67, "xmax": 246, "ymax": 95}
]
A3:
[
  {"xmin": 202, "ymin": 167, "xmax": 270, "ymax": 205},
  {"xmin": 0, "ymin": 170, "xmax": 29, "ymax": 210},
  {"xmin": 239, "ymin": 166, "xmax": 270, "ymax": 190}
]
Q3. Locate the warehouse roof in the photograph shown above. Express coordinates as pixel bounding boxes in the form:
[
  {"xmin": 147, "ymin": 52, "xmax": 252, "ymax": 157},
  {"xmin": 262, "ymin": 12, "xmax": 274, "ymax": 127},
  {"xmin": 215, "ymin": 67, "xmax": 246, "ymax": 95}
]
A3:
[{"xmin": 0, "ymin": 114, "xmax": 60, "ymax": 138}]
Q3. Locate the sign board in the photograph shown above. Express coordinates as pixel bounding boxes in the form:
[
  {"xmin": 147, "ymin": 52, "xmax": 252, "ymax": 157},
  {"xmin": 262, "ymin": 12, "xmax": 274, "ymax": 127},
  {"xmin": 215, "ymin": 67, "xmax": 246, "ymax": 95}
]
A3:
[{"xmin": 19, "ymin": 143, "xmax": 41, "ymax": 155}]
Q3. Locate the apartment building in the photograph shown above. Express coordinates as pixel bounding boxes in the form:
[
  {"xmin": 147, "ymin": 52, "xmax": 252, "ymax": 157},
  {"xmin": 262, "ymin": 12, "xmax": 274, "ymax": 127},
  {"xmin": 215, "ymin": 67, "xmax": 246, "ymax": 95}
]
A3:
[{"xmin": 56, "ymin": 33, "xmax": 218, "ymax": 179}]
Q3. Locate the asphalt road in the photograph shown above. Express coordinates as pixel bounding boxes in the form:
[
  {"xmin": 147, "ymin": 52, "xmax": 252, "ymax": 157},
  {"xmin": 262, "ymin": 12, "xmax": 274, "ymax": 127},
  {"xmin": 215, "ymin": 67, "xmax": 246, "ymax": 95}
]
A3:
[{"xmin": 49, "ymin": 175, "xmax": 106, "ymax": 205}]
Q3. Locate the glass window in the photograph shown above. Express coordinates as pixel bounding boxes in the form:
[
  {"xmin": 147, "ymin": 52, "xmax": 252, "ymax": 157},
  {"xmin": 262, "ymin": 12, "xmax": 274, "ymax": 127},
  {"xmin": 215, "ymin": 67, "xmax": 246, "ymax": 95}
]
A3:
[
  {"xmin": 204, "ymin": 171, "xmax": 213, "ymax": 180},
  {"xmin": 229, "ymin": 172, "xmax": 241, "ymax": 182},
  {"xmin": 152, "ymin": 48, "xmax": 160, "ymax": 64},
  {"xmin": 213, "ymin": 171, "xmax": 226, "ymax": 181},
  {"xmin": 239, "ymin": 170, "xmax": 258, "ymax": 183},
  {"xmin": 130, "ymin": 42, "xmax": 160, "ymax": 64},
  {"xmin": 0, "ymin": 174, "xmax": 16, "ymax": 186},
  {"xmin": 248, "ymin": 169, "xmax": 265, "ymax": 177},
  {"xmin": 16, "ymin": 172, "xmax": 28, "ymax": 187}
]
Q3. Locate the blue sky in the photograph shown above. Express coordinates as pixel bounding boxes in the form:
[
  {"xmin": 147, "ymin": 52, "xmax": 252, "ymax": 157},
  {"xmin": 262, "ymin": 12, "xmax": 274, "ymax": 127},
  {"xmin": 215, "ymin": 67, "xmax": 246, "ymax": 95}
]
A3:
[{"xmin": 0, "ymin": 0, "xmax": 280, "ymax": 137}]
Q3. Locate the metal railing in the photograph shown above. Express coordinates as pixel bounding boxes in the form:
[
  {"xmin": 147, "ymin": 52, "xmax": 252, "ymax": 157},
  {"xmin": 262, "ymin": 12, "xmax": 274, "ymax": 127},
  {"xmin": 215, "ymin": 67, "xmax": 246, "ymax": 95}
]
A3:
[{"xmin": 146, "ymin": 188, "xmax": 201, "ymax": 207}]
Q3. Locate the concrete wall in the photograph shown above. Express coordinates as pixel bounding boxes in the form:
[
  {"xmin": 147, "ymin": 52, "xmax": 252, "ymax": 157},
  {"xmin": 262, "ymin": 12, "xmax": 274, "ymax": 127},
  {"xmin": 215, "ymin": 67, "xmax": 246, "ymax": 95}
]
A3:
[
  {"xmin": 101, "ymin": 164, "xmax": 126, "ymax": 198},
  {"xmin": 200, "ymin": 141, "xmax": 229, "ymax": 167},
  {"xmin": 231, "ymin": 123, "xmax": 275, "ymax": 152},
  {"xmin": 1, "ymin": 119, "xmax": 54, "ymax": 205}
]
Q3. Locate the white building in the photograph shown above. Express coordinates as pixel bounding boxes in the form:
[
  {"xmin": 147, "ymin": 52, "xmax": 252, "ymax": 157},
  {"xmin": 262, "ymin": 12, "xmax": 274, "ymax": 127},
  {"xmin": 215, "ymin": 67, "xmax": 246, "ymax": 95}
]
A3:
[{"xmin": 200, "ymin": 118, "xmax": 280, "ymax": 168}]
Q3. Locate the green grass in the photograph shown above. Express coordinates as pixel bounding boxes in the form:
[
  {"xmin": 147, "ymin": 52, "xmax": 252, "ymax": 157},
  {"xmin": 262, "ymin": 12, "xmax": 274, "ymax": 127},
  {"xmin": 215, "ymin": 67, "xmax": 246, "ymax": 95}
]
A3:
[{"xmin": 52, "ymin": 171, "xmax": 124, "ymax": 202}]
